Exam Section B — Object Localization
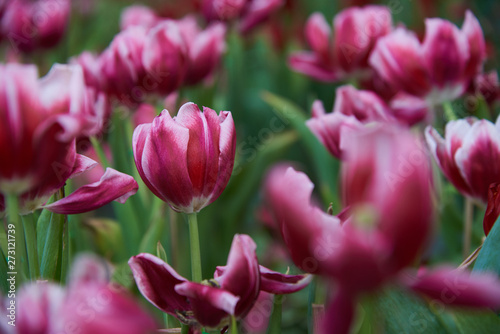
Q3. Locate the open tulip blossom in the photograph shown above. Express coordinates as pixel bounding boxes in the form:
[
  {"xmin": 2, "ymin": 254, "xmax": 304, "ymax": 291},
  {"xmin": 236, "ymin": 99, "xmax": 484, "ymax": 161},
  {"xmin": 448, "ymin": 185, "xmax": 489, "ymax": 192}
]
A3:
[{"xmin": 2, "ymin": 1, "xmax": 500, "ymax": 333}]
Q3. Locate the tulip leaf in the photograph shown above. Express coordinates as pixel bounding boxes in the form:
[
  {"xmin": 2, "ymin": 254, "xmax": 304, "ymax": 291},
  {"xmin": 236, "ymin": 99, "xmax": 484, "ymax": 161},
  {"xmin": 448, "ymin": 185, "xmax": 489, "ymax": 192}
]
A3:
[
  {"xmin": 0, "ymin": 245, "xmax": 9, "ymax": 294},
  {"xmin": 473, "ymin": 215, "xmax": 500, "ymax": 277},
  {"xmin": 37, "ymin": 208, "xmax": 66, "ymax": 281},
  {"xmin": 261, "ymin": 91, "xmax": 340, "ymax": 211}
]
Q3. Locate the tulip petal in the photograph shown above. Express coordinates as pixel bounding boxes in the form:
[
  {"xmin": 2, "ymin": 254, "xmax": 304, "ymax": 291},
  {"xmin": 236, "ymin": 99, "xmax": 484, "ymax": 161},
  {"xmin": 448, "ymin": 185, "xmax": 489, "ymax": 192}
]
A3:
[
  {"xmin": 389, "ymin": 92, "xmax": 430, "ymax": 126},
  {"xmin": 305, "ymin": 13, "xmax": 331, "ymax": 62},
  {"xmin": 334, "ymin": 85, "xmax": 394, "ymax": 122},
  {"xmin": 214, "ymin": 234, "xmax": 260, "ymax": 317},
  {"xmin": 404, "ymin": 267, "xmax": 500, "ymax": 309},
  {"xmin": 69, "ymin": 154, "xmax": 98, "ymax": 179},
  {"xmin": 462, "ymin": 10, "xmax": 486, "ymax": 79},
  {"xmin": 483, "ymin": 183, "xmax": 500, "ymax": 236},
  {"xmin": 322, "ymin": 289, "xmax": 356, "ymax": 334},
  {"xmin": 288, "ymin": 52, "xmax": 339, "ymax": 82},
  {"xmin": 67, "ymin": 254, "xmax": 110, "ymax": 286},
  {"xmin": 43, "ymin": 168, "xmax": 138, "ymax": 214},
  {"xmin": 175, "ymin": 281, "xmax": 239, "ymax": 327},
  {"xmin": 259, "ymin": 266, "xmax": 313, "ymax": 294},
  {"xmin": 129, "ymin": 253, "xmax": 191, "ymax": 315},
  {"xmin": 239, "ymin": 0, "xmax": 284, "ymax": 34}
]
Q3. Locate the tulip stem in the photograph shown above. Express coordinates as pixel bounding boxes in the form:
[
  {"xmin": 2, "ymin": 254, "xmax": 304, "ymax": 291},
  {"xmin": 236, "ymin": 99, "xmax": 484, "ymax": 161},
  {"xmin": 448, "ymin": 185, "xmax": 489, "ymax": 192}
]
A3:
[
  {"xmin": 231, "ymin": 315, "xmax": 239, "ymax": 334},
  {"xmin": 266, "ymin": 295, "xmax": 283, "ymax": 334},
  {"xmin": 463, "ymin": 197, "xmax": 474, "ymax": 259},
  {"xmin": 21, "ymin": 213, "xmax": 40, "ymax": 280},
  {"xmin": 187, "ymin": 212, "xmax": 202, "ymax": 282},
  {"xmin": 5, "ymin": 194, "xmax": 27, "ymax": 284}
]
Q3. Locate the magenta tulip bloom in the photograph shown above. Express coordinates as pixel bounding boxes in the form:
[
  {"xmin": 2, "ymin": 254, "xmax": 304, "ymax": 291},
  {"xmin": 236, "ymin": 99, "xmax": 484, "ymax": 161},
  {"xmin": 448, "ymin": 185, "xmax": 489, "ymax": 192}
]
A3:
[
  {"xmin": 133, "ymin": 102, "xmax": 236, "ymax": 213},
  {"xmin": 120, "ymin": 5, "xmax": 161, "ymax": 31},
  {"xmin": 1, "ymin": 255, "xmax": 156, "ymax": 334},
  {"xmin": 0, "ymin": 63, "xmax": 138, "ymax": 214},
  {"xmin": 370, "ymin": 10, "xmax": 485, "ymax": 104},
  {"xmin": 289, "ymin": 6, "xmax": 392, "ymax": 82},
  {"xmin": 129, "ymin": 234, "xmax": 311, "ymax": 331},
  {"xmin": 0, "ymin": 0, "xmax": 70, "ymax": 53},
  {"xmin": 306, "ymin": 85, "xmax": 398, "ymax": 159},
  {"xmin": 426, "ymin": 117, "xmax": 500, "ymax": 203}
]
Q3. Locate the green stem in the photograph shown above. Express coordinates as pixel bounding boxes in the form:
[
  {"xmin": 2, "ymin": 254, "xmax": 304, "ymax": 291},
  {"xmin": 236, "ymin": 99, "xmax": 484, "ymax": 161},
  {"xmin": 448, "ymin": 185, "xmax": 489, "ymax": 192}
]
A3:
[
  {"xmin": 6, "ymin": 195, "xmax": 27, "ymax": 283},
  {"xmin": 187, "ymin": 212, "xmax": 202, "ymax": 282},
  {"xmin": 21, "ymin": 214, "xmax": 39, "ymax": 280},
  {"xmin": 90, "ymin": 136, "xmax": 110, "ymax": 168},
  {"xmin": 266, "ymin": 295, "xmax": 283, "ymax": 334},
  {"xmin": 443, "ymin": 102, "xmax": 457, "ymax": 121},
  {"xmin": 463, "ymin": 197, "xmax": 474, "ymax": 259},
  {"xmin": 181, "ymin": 324, "xmax": 190, "ymax": 334},
  {"xmin": 231, "ymin": 315, "xmax": 239, "ymax": 334}
]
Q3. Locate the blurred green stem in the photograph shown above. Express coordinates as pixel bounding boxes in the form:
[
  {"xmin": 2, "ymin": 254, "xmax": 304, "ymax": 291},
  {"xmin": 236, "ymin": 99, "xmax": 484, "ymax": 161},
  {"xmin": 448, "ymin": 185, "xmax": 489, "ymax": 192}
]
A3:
[
  {"xmin": 187, "ymin": 212, "xmax": 202, "ymax": 282},
  {"xmin": 6, "ymin": 194, "xmax": 27, "ymax": 283},
  {"xmin": 463, "ymin": 197, "xmax": 474, "ymax": 259},
  {"xmin": 267, "ymin": 295, "xmax": 283, "ymax": 334},
  {"xmin": 21, "ymin": 213, "xmax": 39, "ymax": 280},
  {"xmin": 231, "ymin": 315, "xmax": 239, "ymax": 334}
]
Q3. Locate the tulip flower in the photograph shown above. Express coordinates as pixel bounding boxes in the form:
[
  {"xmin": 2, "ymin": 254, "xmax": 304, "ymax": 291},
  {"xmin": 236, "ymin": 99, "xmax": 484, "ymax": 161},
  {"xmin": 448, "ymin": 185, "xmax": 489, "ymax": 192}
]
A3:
[
  {"xmin": 129, "ymin": 234, "xmax": 311, "ymax": 331},
  {"xmin": 289, "ymin": 6, "xmax": 392, "ymax": 82},
  {"xmin": 426, "ymin": 117, "xmax": 500, "ymax": 203},
  {"xmin": 70, "ymin": 51, "xmax": 106, "ymax": 93},
  {"xmin": 133, "ymin": 102, "xmax": 236, "ymax": 213},
  {"xmin": 306, "ymin": 85, "xmax": 399, "ymax": 159},
  {"xmin": 120, "ymin": 5, "xmax": 161, "ymax": 31},
  {"xmin": 0, "ymin": 0, "xmax": 70, "ymax": 53},
  {"xmin": 473, "ymin": 70, "xmax": 500, "ymax": 106},
  {"xmin": 265, "ymin": 125, "xmax": 500, "ymax": 334},
  {"xmin": 202, "ymin": 0, "xmax": 284, "ymax": 33},
  {"xmin": 0, "ymin": 63, "xmax": 138, "ymax": 214},
  {"xmin": 100, "ymin": 27, "xmax": 147, "ymax": 104},
  {"xmin": 370, "ymin": 10, "xmax": 486, "ymax": 105},
  {"xmin": 0, "ymin": 255, "xmax": 157, "ymax": 334}
]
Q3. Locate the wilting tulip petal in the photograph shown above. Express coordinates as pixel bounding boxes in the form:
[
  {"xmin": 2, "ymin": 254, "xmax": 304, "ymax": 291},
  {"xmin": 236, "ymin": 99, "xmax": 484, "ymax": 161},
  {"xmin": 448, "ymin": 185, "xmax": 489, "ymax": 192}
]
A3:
[
  {"xmin": 259, "ymin": 266, "xmax": 312, "ymax": 294},
  {"xmin": 43, "ymin": 168, "xmax": 138, "ymax": 214},
  {"xmin": 211, "ymin": 235, "xmax": 260, "ymax": 317},
  {"xmin": 175, "ymin": 282, "xmax": 240, "ymax": 328},
  {"xmin": 129, "ymin": 253, "xmax": 191, "ymax": 315},
  {"xmin": 483, "ymin": 183, "xmax": 500, "ymax": 236},
  {"xmin": 404, "ymin": 267, "xmax": 500, "ymax": 309}
]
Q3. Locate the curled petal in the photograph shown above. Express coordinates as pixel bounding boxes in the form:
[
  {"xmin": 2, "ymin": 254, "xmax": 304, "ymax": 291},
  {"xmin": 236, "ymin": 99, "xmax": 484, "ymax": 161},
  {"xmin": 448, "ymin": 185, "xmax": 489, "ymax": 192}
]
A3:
[
  {"xmin": 259, "ymin": 265, "xmax": 313, "ymax": 294},
  {"xmin": 215, "ymin": 234, "xmax": 260, "ymax": 317},
  {"xmin": 403, "ymin": 267, "xmax": 500, "ymax": 309},
  {"xmin": 129, "ymin": 253, "xmax": 190, "ymax": 315},
  {"xmin": 69, "ymin": 154, "xmax": 98, "ymax": 179},
  {"xmin": 175, "ymin": 282, "xmax": 239, "ymax": 327},
  {"xmin": 43, "ymin": 168, "xmax": 138, "ymax": 214}
]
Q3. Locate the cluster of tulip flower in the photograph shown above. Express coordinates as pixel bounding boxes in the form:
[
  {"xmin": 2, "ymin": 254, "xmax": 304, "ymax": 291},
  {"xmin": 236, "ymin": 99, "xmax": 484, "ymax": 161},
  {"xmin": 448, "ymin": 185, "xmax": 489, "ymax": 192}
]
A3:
[{"xmin": 1, "ymin": 0, "xmax": 500, "ymax": 333}]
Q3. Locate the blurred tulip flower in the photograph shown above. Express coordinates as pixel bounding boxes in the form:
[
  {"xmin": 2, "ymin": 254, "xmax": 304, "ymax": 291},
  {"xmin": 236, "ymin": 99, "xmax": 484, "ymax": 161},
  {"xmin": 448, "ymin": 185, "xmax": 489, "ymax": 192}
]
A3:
[
  {"xmin": 0, "ymin": 0, "xmax": 70, "ymax": 53},
  {"xmin": 306, "ymin": 85, "xmax": 399, "ymax": 159},
  {"xmin": 289, "ymin": 6, "xmax": 392, "ymax": 82},
  {"xmin": 120, "ymin": 5, "xmax": 161, "ymax": 31},
  {"xmin": 129, "ymin": 234, "xmax": 311, "ymax": 331},
  {"xmin": 0, "ymin": 63, "xmax": 138, "ymax": 214},
  {"xmin": 426, "ymin": 117, "xmax": 500, "ymax": 203},
  {"xmin": 370, "ymin": 10, "xmax": 485, "ymax": 105},
  {"xmin": 133, "ymin": 102, "xmax": 236, "ymax": 213},
  {"xmin": 1, "ymin": 254, "xmax": 157, "ymax": 334}
]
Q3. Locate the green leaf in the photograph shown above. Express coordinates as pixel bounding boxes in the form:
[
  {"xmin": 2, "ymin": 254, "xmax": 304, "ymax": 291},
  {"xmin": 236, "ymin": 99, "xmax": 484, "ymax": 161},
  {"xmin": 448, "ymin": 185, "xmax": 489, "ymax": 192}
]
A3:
[
  {"xmin": 37, "ymin": 209, "xmax": 65, "ymax": 281},
  {"xmin": 473, "ymin": 215, "xmax": 500, "ymax": 277}
]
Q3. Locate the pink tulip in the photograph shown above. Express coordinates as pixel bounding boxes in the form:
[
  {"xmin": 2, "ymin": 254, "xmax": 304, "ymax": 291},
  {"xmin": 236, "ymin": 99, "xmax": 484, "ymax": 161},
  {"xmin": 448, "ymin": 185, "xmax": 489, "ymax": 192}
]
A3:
[
  {"xmin": 0, "ymin": 63, "xmax": 138, "ymax": 214},
  {"xmin": 473, "ymin": 70, "xmax": 500, "ymax": 106},
  {"xmin": 133, "ymin": 102, "xmax": 236, "ymax": 213},
  {"xmin": 129, "ymin": 234, "xmax": 311, "ymax": 331},
  {"xmin": 483, "ymin": 183, "xmax": 500, "ymax": 236},
  {"xmin": 0, "ymin": 0, "xmax": 70, "ymax": 53},
  {"xmin": 306, "ymin": 85, "xmax": 398, "ymax": 159},
  {"xmin": 370, "ymin": 10, "xmax": 486, "ymax": 104},
  {"xmin": 70, "ymin": 51, "xmax": 105, "ymax": 92},
  {"xmin": 2, "ymin": 255, "xmax": 157, "ymax": 334},
  {"xmin": 100, "ymin": 27, "xmax": 147, "ymax": 104},
  {"xmin": 426, "ymin": 117, "xmax": 500, "ymax": 203},
  {"xmin": 289, "ymin": 6, "xmax": 392, "ymax": 82}
]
